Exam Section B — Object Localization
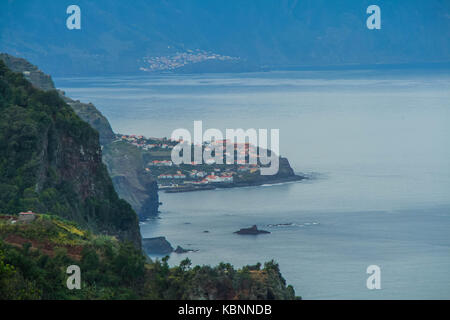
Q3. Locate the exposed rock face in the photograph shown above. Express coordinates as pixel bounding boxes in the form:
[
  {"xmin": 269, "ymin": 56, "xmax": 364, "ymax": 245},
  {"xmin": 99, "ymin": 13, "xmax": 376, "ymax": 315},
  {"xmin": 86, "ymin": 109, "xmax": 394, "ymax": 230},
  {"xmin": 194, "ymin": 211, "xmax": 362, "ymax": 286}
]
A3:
[
  {"xmin": 142, "ymin": 237, "xmax": 173, "ymax": 255},
  {"xmin": 0, "ymin": 53, "xmax": 55, "ymax": 91},
  {"xmin": 174, "ymin": 246, "xmax": 189, "ymax": 254},
  {"xmin": 234, "ymin": 225, "xmax": 271, "ymax": 235},
  {"xmin": 0, "ymin": 60, "xmax": 141, "ymax": 248},
  {"xmin": 0, "ymin": 53, "xmax": 159, "ymax": 220},
  {"xmin": 60, "ymin": 97, "xmax": 116, "ymax": 145},
  {"xmin": 185, "ymin": 261, "xmax": 296, "ymax": 300},
  {"xmin": 174, "ymin": 246, "xmax": 197, "ymax": 254},
  {"xmin": 277, "ymin": 157, "xmax": 296, "ymax": 177},
  {"xmin": 102, "ymin": 141, "xmax": 159, "ymax": 221},
  {"xmin": 0, "ymin": 53, "xmax": 115, "ymax": 145}
]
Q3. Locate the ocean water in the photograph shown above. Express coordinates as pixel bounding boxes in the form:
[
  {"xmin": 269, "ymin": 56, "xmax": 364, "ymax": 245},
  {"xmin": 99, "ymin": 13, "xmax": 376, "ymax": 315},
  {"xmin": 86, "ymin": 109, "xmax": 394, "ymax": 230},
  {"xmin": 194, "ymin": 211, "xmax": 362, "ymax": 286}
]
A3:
[{"xmin": 56, "ymin": 69, "xmax": 450, "ymax": 299}]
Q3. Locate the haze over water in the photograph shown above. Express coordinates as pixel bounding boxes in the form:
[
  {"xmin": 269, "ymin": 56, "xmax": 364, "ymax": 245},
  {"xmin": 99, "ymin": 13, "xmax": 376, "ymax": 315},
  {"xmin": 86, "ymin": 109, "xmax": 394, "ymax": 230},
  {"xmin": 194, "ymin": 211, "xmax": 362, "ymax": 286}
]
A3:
[{"xmin": 57, "ymin": 69, "xmax": 450, "ymax": 299}]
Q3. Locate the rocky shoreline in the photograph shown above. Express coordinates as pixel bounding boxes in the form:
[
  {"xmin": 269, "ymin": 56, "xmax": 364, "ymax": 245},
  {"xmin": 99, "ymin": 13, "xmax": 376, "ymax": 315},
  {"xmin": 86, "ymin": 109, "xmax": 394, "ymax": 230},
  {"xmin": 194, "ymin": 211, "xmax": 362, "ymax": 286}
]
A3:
[
  {"xmin": 142, "ymin": 236, "xmax": 199, "ymax": 255},
  {"xmin": 163, "ymin": 174, "xmax": 305, "ymax": 193}
]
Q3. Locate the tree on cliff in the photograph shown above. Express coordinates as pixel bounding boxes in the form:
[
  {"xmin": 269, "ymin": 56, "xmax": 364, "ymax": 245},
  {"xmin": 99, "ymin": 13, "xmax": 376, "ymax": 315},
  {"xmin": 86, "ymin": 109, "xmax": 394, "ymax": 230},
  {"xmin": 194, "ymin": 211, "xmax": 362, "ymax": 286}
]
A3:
[{"xmin": 0, "ymin": 60, "xmax": 141, "ymax": 248}]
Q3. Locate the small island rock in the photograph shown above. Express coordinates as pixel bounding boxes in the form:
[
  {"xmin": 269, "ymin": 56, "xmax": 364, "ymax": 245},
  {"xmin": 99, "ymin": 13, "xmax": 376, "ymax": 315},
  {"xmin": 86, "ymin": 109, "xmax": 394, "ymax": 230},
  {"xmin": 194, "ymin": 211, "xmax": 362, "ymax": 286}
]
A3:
[{"xmin": 234, "ymin": 225, "xmax": 270, "ymax": 235}]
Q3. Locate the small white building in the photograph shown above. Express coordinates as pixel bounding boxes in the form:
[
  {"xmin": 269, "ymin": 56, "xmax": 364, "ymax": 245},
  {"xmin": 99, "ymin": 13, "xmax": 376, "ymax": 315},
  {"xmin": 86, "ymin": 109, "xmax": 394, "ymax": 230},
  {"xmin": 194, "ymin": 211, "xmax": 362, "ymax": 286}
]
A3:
[{"xmin": 18, "ymin": 211, "xmax": 36, "ymax": 222}]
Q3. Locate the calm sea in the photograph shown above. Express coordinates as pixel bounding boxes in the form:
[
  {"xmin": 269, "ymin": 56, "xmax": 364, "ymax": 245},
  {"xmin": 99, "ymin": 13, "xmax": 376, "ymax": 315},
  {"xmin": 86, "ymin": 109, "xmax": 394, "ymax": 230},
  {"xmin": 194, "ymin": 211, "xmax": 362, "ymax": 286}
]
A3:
[{"xmin": 56, "ymin": 69, "xmax": 450, "ymax": 299}]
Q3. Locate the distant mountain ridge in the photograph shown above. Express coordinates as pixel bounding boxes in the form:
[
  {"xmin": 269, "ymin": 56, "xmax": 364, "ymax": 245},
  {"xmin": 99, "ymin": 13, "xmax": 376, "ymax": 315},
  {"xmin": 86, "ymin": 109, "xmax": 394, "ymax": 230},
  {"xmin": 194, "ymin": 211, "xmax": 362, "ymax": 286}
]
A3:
[
  {"xmin": 102, "ymin": 141, "xmax": 160, "ymax": 221},
  {"xmin": 1, "ymin": 0, "xmax": 448, "ymax": 76}
]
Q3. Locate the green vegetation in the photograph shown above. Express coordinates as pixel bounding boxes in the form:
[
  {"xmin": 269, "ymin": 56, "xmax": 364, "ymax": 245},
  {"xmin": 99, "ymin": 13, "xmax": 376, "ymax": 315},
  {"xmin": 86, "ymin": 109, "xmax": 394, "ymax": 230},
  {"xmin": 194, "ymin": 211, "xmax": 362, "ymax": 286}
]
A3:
[
  {"xmin": 0, "ymin": 53, "xmax": 55, "ymax": 91},
  {"xmin": 0, "ymin": 53, "xmax": 115, "ymax": 145},
  {"xmin": 0, "ymin": 60, "xmax": 141, "ymax": 247},
  {"xmin": 0, "ymin": 214, "xmax": 142, "ymax": 299},
  {"xmin": 62, "ymin": 98, "xmax": 115, "ymax": 145},
  {"xmin": 0, "ymin": 214, "xmax": 297, "ymax": 300},
  {"xmin": 0, "ymin": 53, "xmax": 159, "ymax": 222},
  {"xmin": 0, "ymin": 58, "xmax": 298, "ymax": 300}
]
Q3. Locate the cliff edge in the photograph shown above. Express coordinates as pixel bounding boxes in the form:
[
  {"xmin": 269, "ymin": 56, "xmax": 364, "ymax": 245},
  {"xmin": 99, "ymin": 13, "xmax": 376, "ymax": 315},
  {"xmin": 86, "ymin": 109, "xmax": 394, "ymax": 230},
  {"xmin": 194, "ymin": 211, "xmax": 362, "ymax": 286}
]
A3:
[
  {"xmin": 0, "ymin": 60, "xmax": 141, "ymax": 247},
  {"xmin": 0, "ymin": 53, "xmax": 159, "ymax": 220}
]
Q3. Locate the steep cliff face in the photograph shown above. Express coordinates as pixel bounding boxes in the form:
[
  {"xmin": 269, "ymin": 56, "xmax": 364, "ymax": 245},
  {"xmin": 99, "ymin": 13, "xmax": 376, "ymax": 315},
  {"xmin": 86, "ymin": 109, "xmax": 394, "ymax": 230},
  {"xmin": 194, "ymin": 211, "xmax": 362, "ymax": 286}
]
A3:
[
  {"xmin": 0, "ymin": 61, "xmax": 141, "ymax": 247},
  {"xmin": 1, "ymin": 53, "xmax": 159, "ymax": 219},
  {"xmin": 0, "ymin": 53, "xmax": 55, "ymax": 91},
  {"xmin": 102, "ymin": 141, "xmax": 159, "ymax": 220},
  {"xmin": 60, "ymin": 96, "xmax": 115, "ymax": 145},
  {"xmin": 0, "ymin": 53, "xmax": 115, "ymax": 145}
]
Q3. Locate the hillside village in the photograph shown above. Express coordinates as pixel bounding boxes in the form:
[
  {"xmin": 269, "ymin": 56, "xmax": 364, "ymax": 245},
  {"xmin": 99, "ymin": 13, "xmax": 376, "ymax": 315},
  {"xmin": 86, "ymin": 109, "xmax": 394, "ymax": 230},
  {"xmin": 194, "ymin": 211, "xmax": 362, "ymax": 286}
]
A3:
[{"xmin": 115, "ymin": 134, "xmax": 272, "ymax": 191}]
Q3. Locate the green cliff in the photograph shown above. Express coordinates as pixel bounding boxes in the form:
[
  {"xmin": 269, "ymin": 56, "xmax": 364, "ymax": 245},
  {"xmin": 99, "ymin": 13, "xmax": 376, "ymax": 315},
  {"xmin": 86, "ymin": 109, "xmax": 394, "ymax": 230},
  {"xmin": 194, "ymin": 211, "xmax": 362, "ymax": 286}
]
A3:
[
  {"xmin": 0, "ymin": 53, "xmax": 159, "ymax": 219},
  {"xmin": 0, "ymin": 60, "xmax": 141, "ymax": 247},
  {"xmin": 0, "ymin": 59, "xmax": 298, "ymax": 301},
  {"xmin": 102, "ymin": 141, "xmax": 159, "ymax": 220},
  {"xmin": 61, "ymin": 97, "xmax": 115, "ymax": 146}
]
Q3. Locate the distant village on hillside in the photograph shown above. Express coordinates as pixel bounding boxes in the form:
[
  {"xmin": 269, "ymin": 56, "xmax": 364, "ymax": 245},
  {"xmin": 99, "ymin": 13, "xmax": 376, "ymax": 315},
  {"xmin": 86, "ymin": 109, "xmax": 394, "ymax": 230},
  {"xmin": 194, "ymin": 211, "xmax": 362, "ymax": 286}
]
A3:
[{"xmin": 139, "ymin": 49, "xmax": 240, "ymax": 72}]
